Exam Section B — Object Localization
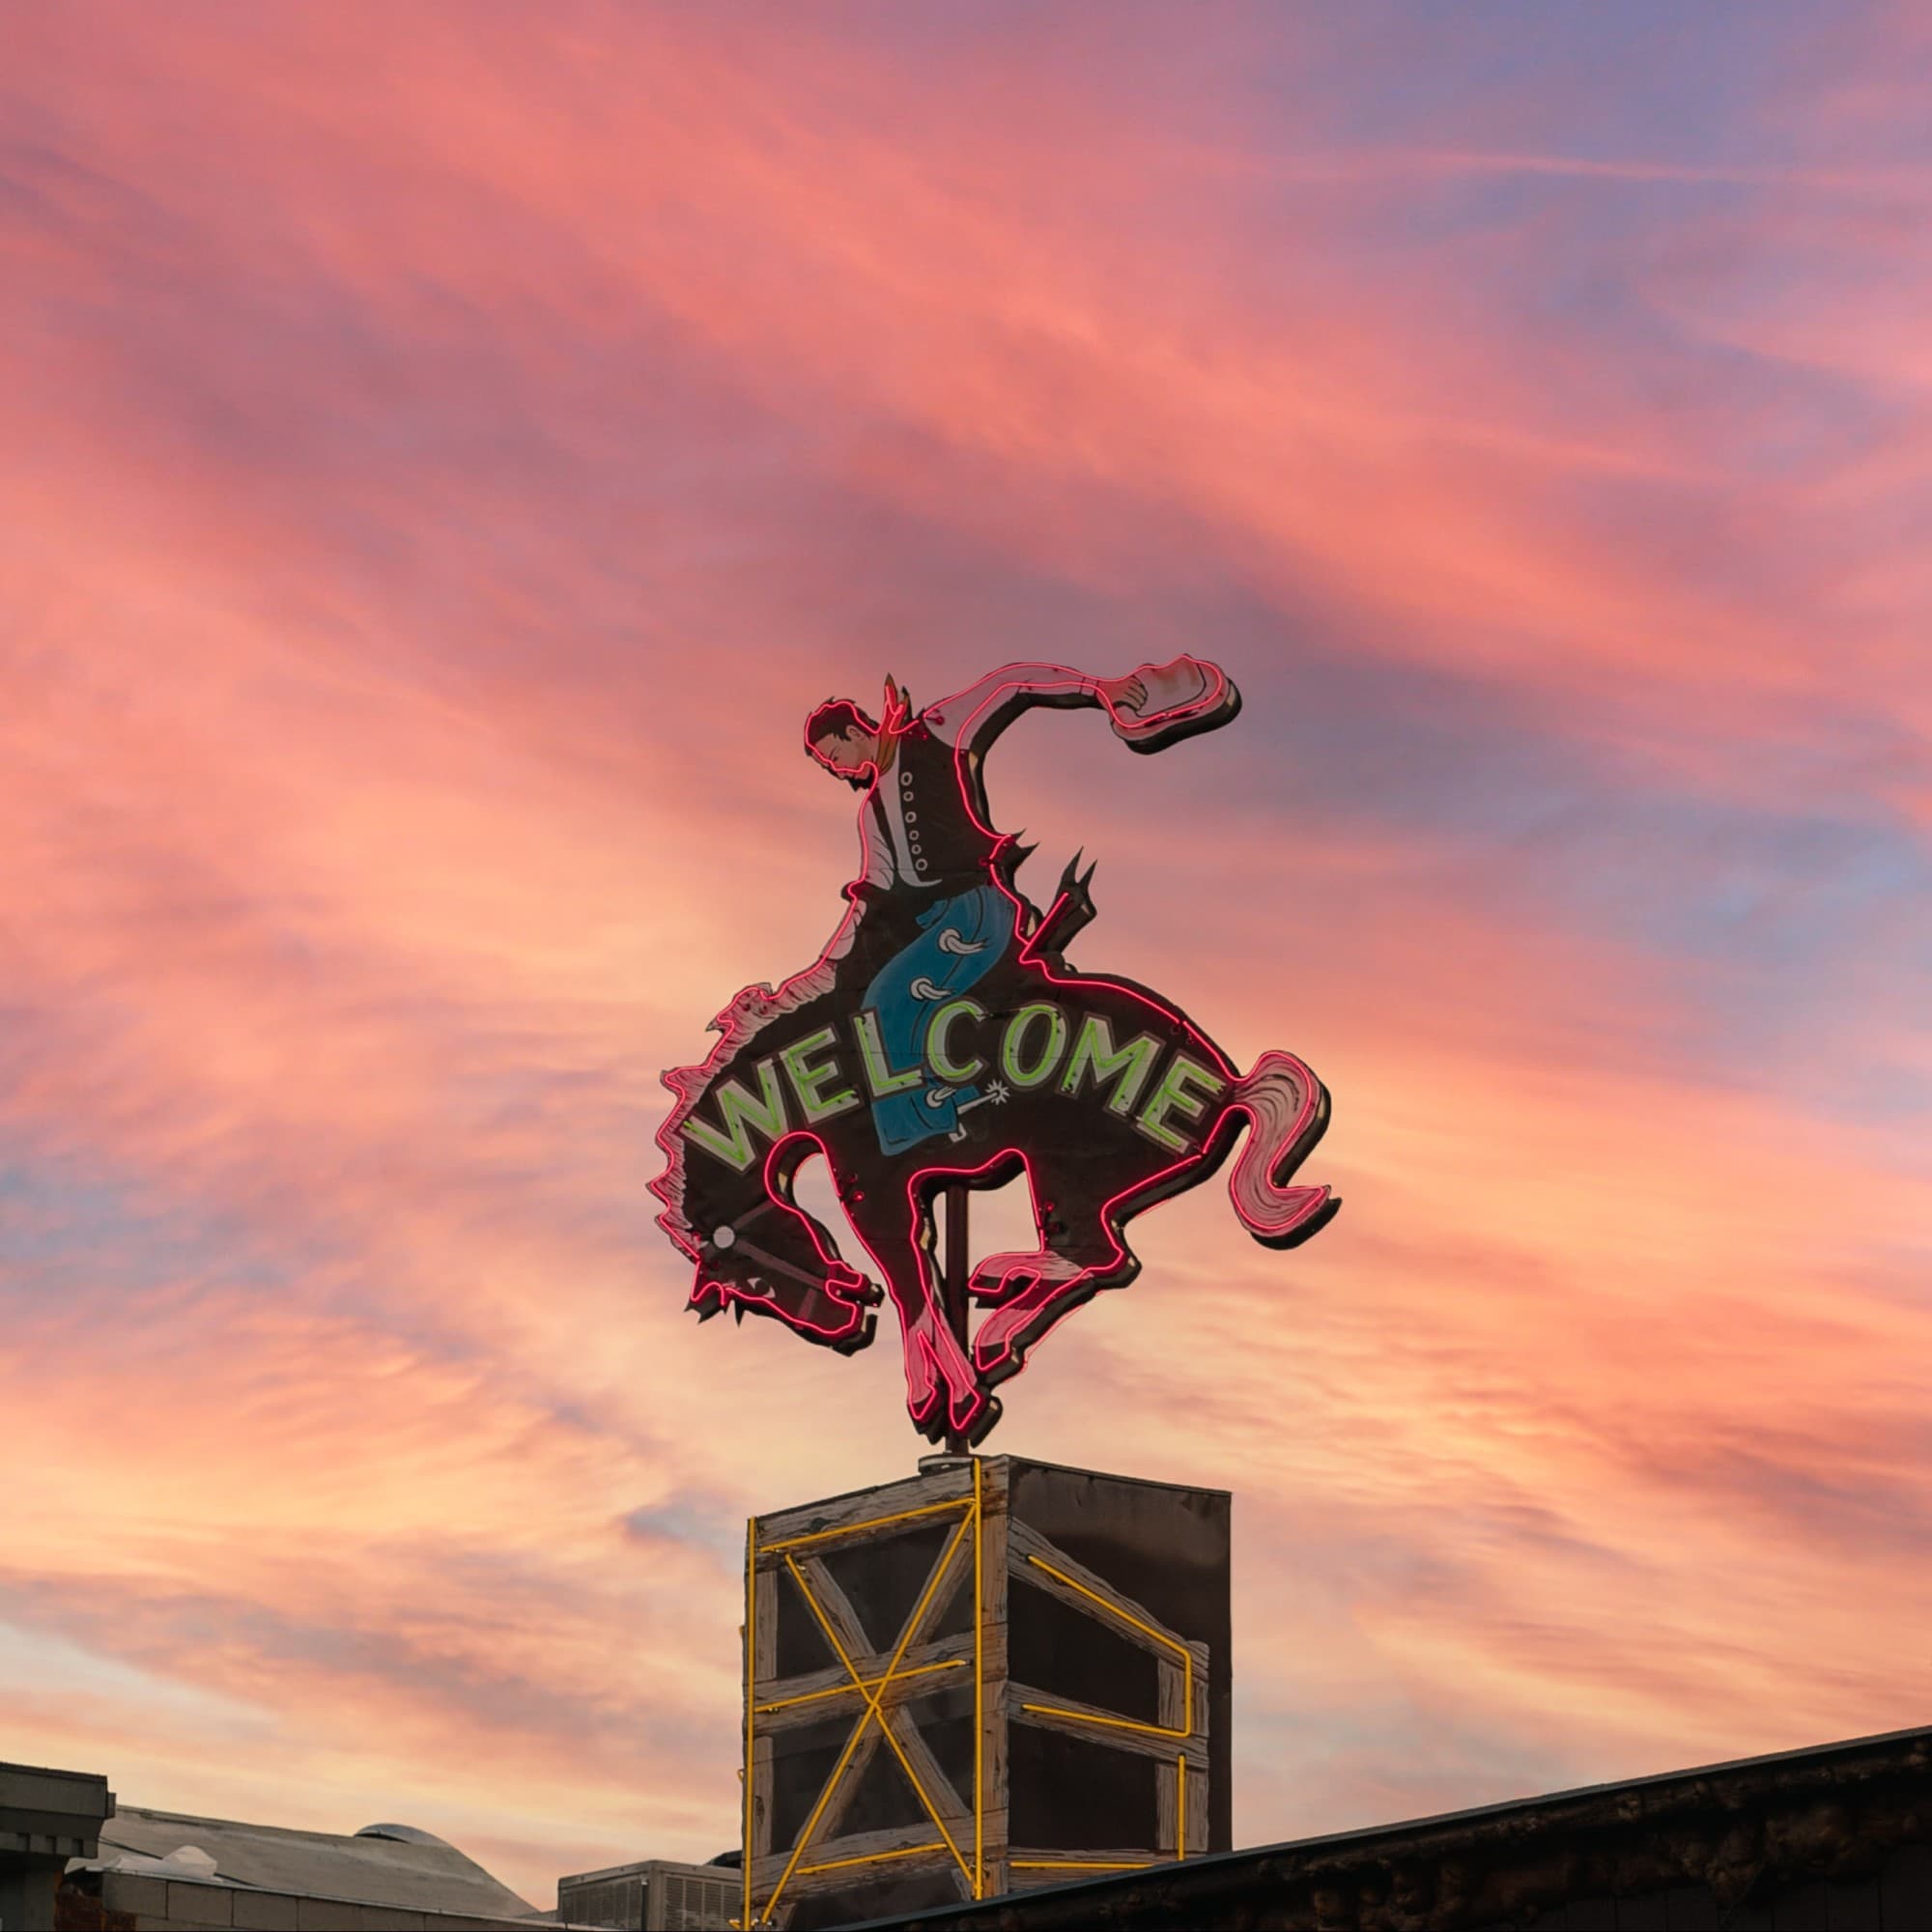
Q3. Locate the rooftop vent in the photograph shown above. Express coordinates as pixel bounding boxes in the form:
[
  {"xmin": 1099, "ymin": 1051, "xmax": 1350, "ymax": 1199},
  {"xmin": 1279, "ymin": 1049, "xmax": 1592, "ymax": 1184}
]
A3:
[{"xmin": 354, "ymin": 1823, "xmax": 452, "ymax": 1847}]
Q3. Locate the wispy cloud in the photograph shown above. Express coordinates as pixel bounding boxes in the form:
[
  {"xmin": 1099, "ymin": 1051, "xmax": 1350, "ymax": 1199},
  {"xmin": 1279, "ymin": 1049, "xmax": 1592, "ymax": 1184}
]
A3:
[{"xmin": 4, "ymin": 0, "xmax": 1929, "ymax": 1908}]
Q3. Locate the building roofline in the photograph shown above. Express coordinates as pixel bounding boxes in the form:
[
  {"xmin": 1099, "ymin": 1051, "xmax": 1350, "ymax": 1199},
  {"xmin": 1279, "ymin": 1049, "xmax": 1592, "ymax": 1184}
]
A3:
[
  {"xmin": 849, "ymin": 1721, "xmax": 1932, "ymax": 1927},
  {"xmin": 80, "ymin": 1863, "xmax": 589, "ymax": 1932}
]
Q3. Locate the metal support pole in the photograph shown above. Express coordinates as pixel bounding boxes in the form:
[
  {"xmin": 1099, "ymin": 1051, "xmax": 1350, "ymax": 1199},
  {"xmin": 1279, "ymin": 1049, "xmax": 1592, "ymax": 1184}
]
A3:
[{"xmin": 944, "ymin": 1181, "xmax": 970, "ymax": 1457}]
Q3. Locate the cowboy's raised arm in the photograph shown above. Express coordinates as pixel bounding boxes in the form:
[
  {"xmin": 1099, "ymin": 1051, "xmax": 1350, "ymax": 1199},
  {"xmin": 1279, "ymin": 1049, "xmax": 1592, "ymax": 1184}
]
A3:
[
  {"xmin": 924, "ymin": 662, "xmax": 1134, "ymax": 753},
  {"xmin": 924, "ymin": 656, "xmax": 1237, "ymax": 757}
]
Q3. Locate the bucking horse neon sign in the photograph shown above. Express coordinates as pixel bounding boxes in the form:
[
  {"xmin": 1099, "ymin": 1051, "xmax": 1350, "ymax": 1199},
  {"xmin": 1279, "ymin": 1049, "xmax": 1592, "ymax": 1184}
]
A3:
[{"xmin": 651, "ymin": 659, "xmax": 1338, "ymax": 1446}]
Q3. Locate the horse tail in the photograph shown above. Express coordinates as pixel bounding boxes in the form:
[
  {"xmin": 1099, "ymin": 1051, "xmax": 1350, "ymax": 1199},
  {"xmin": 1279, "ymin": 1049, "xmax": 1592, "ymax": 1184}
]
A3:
[{"xmin": 1225, "ymin": 1049, "xmax": 1338, "ymax": 1248}]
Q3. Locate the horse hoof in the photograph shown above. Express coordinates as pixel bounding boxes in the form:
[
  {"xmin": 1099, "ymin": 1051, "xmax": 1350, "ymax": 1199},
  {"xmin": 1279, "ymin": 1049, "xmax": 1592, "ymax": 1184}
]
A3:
[
  {"xmin": 830, "ymin": 1313, "xmax": 879, "ymax": 1357},
  {"xmin": 961, "ymin": 1391, "xmax": 1003, "ymax": 1448},
  {"xmin": 968, "ymin": 1267, "xmax": 1036, "ymax": 1306},
  {"xmin": 975, "ymin": 1341, "xmax": 1029, "ymax": 1390}
]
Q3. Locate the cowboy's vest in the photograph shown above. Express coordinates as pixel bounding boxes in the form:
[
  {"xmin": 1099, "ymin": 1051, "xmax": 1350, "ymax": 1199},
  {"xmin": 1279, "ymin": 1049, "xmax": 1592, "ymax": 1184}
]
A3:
[{"xmin": 870, "ymin": 720, "xmax": 998, "ymax": 893}]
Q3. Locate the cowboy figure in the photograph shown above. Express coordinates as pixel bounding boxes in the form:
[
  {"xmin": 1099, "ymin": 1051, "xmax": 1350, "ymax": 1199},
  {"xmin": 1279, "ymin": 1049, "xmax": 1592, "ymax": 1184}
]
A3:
[{"xmin": 803, "ymin": 658, "xmax": 1237, "ymax": 1155}]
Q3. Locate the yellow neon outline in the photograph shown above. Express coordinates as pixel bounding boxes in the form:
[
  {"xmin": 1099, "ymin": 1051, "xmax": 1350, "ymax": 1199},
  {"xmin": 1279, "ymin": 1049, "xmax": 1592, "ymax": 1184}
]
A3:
[
  {"xmin": 755, "ymin": 1697, "xmax": 874, "ymax": 1927},
  {"xmin": 757, "ymin": 1658, "xmax": 964, "ymax": 1715},
  {"xmin": 1011, "ymin": 1859, "xmax": 1153, "ymax": 1871},
  {"xmin": 1016, "ymin": 1701, "xmax": 1189, "ymax": 1738},
  {"xmin": 760, "ymin": 1520, "xmax": 974, "ymax": 1919},
  {"xmin": 743, "ymin": 1520, "xmax": 755, "ymax": 1932},
  {"xmin": 747, "ymin": 1473, "xmax": 991, "ymax": 1923},
  {"xmin": 1017, "ymin": 1553, "xmax": 1197, "ymax": 1865},
  {"xmin": 1018, "ymin": 1553, "xmax": 1193, "ymax": 1740},
  {"xmin": 973, "ymin": 1456, "xmax": 983, "ymax": 1899},
  {"xmin": 797, "ymin": 1839, "xmax": 945, "ymax": 1878},
  {"xmin": 791, "ymin": 1538, "xmax": 975, "ymax": 1883},
  {"xmin": 758, "ymin": 1495, "xmax": 970, "ymax": 1554}
]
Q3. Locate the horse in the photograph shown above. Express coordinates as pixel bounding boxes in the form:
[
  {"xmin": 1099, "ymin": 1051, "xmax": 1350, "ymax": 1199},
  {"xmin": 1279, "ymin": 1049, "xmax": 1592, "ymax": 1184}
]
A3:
[{"xmin": 652, "ymin": 858, "xmax": 1336, "ymax": 1447}]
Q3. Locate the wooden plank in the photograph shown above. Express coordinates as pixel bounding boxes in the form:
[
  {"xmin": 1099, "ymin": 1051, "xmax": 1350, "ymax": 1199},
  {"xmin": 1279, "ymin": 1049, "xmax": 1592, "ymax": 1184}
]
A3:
[
  {"xmin": 1157, "ymin": 1657, "xmax": 1184, "ymax": 1732},
  {"xmin": 754, "ymin": 1467, "xmax": 975, "ymax": 1560},
  {"xmin": 975, "ymin": 1616, "xmax": 1007, "ymax": 1691},
  {"xmin": 1007, "ymin": 1519, "xmax": 1197, "ymax": 1662},
  {"xmin": 754, "ymin": 1631, "xmax": 976, "ymax": 1733},
  {"xmin": 977, "ymin": 1460, "xmax": 1010, "ymax": 1902},
  {"xmin": 749, "ymin": 1566, "xmax": 778, "ymax": 1869},
  {"xmin": 1008, "ymin": 1844, "xmax": 1168, "ymax": 1864},
  {"xmin": 748, "ymin": 1728, "xmax": 774, "ymax": 1868},
  {"xmin": 1152, "ymin": 1659, "xmax": 1209, "ymax": 1859},
  {"xmin": 763, "ymin": 1824, "xmax": 968, "ymax": 1906},
  {"xmin": 976, "ymin": 1457, "xmax": 1012, "ymax": 1513},
  {"xmin": 1151, "ymin": 1754, "xmax": 1208, "ymax": 1855},
  {"xmin": 754, "ymin": 1466, "xmax": 956, "ymax": 1545},
  {"xmin": 752, "ymin": 1568, "xmax": 779, "ymax": 1688},
  {"xmin": 751, "ymin": 1816, "xmax": 963, "ymax": 1905},
  {"xmin": 1154, "ymin": 1658, "xmax": 1183, "ymax": 1859},
  {"xmin": 1008, "ymin": 1680, "xmax": 1208, "ymax": 1767},
  {"xmin": 1006, "ymin": 1845, "xmax": 1167, "ymax": 1889}
]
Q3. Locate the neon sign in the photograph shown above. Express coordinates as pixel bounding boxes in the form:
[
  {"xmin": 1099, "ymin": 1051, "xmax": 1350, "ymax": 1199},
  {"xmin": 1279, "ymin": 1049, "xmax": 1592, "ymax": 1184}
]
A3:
[{"xmin": 652, "ymin": 660, "xmax": 1337, "ymax": 1445}]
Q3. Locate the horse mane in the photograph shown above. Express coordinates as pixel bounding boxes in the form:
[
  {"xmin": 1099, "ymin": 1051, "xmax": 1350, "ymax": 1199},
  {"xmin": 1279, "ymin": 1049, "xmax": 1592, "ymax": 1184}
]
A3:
[{"xmin": 649, "ymin": 917, "xmax": 852, "ymax": 1251}]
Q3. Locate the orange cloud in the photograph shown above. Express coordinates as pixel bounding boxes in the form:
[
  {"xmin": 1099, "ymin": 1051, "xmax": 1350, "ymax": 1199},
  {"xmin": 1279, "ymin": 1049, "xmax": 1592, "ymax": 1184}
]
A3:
[{"xmin": 4, "ymin": 1, "xmax": 1930, "ymax": 1910}]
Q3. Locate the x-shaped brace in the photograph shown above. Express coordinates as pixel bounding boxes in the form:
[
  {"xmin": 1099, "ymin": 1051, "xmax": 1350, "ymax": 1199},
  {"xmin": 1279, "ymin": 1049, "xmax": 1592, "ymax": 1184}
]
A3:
[{"xmin": 756, "ymin": 1513, "xmax": 975, "ymax": 1921}]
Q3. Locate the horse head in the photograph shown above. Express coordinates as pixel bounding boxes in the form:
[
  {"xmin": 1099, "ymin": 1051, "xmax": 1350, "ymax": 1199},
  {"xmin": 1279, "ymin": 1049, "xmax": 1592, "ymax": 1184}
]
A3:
[
  {"xmin": 656, "ymin": 1100, "xmax": 882, "ymax": 1356},
  {"xmin": 691, "ymin": 1211, "xmax": 880, "ymax": 1355}
]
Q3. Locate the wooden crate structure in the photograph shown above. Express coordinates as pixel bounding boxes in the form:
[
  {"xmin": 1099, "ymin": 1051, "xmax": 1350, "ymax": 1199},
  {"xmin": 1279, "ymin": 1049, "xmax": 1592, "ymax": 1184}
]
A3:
[{"xmin": 739, "ymin": 1455, "xmax": 1230, "ymax": 1929}]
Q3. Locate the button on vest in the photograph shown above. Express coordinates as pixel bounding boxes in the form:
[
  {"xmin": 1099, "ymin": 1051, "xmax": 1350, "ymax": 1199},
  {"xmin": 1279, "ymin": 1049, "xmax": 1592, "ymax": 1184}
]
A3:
[{"xmin": 874, "ymin": 724, "xmax": 1000, "ymax": 891}]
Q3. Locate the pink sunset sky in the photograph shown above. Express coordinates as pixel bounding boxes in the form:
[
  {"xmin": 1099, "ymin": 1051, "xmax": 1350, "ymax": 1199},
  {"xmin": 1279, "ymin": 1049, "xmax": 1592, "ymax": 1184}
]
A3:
[{"xmin": 4, "ymin": 1, "xmax": 1929, "ymax": 1910}]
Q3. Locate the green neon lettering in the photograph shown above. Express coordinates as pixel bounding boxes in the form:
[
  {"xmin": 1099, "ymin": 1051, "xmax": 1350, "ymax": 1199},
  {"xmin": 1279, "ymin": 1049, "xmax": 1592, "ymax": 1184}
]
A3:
[
  {"xmin": 682, "ymin": 1058, "xmax": 791, "ymax": 1170},
  {"xmin": 1135, "ymin": 1053, "xmax": 1227, "ymax": 1153},
  {"xmin": 1060, "ymin": 1012, "xmax": 1160, "ymax": 1115},
  {"xmin": 1001, "ymin": 1002, "xmax": 1069, "ymax": 1090},
  {"xmin": 927, "ymin": 998, "xmax": 987, "ymax": 1084},
  {"xmin": 779, "ymin": 1025, "xmax": 859, "ymax": 1123},
  {"xmin": 854, "ymin": 1009, "xmax": 922, "ymax": 1097}
]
